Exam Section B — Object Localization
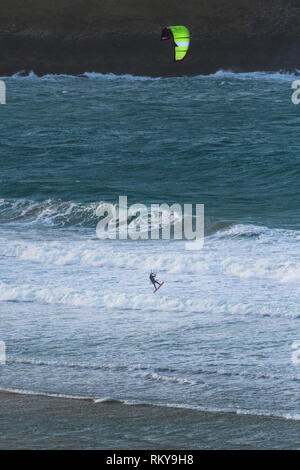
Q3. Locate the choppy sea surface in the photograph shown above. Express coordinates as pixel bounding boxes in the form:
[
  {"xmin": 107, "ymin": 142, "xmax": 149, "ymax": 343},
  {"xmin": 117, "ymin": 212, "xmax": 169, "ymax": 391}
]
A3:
[{"xmin": 0, "ymin": 70, "xmax": 299, "ymax": 449}]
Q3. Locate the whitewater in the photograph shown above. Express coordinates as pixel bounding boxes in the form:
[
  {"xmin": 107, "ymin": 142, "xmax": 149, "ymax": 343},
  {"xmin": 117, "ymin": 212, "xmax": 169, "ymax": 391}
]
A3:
[{"xmin": 0, "ymin": 71, "xmax": 299, "ymax": 448}]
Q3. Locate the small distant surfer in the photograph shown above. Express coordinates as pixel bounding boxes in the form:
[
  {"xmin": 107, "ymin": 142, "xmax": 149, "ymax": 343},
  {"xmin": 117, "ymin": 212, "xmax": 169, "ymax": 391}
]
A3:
[{"xmin": 150, "ymin": 271, "xmax": 161, "ymax": 290}]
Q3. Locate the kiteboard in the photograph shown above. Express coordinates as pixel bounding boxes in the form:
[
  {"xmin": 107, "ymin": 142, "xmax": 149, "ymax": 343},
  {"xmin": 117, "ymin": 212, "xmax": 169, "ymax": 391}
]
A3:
[{"xmin": 154, "ymin": 282, "xmax": 164, "ymax": 294}]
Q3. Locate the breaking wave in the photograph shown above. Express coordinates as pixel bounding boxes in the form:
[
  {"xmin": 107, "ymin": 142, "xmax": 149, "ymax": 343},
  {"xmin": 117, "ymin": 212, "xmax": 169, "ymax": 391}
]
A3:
[
  {"xmin": 0, "ymin": 280, "xmax": 298, "ymax": 318},
  {"xmin": 0, "ymin": 198, "xmax": 185, "ymax": 232},
  {"xmin": 1, "ymin": 69, "xmax": 297, "ymax": 82},
  {"xmin": 0, "ymin": 198, "xmax": 101, "ymax": 227},
  {"xmin": 0, "ymin": 221, "xmax": 299, "ymax": 285}
]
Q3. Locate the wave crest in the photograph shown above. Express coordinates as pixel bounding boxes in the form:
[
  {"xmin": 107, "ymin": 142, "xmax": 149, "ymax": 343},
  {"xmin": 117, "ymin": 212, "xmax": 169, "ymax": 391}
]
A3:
[
  {"xmin": 1, "ymin": 69, "xmax": 297, "ymax": 82},
  {"xmin": 0, "ymin": 198, "xmax": 101, "ymax": 227}
]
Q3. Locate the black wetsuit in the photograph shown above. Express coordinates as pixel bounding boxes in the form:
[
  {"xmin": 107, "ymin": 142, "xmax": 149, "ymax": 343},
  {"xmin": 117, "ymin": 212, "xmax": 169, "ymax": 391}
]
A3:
[{"xmin": 150, "ymin": 273, "xmax": 160, "ymax": 289}]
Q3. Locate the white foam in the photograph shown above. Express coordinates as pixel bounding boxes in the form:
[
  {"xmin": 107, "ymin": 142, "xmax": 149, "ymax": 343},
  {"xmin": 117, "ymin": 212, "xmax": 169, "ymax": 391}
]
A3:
[
  {"xmin": 1, "ymin": 70, "xmax": 296, "ymax": 82},
  {"xmin": 1, "ymin": 224, "xmax": 299, "ymax": 285},
  {"xmin": 0, "ymin": 237, "xmax": 207, "ymax": 274},
  {"xmin": 0, "ymin": 386, "xmax": 91, "ymax": 400},
  {"xmin": 147, "ymin": 373, "xmax": 193, "ymax": 385},
  {"xmin": 0, "ymin": 198, "xmax": 101, "ymax": 227},
  {"xmin": 222, "ymin": 257, "xmax": 300, "ymax": 283},
  {"xmin": 83, "ymin": 72, "xmax": 161, "ymax": 81},
  {"xmin": 198, "ymin": 70, "xmax": 298, "ymax": 82},
  {"xmin": 0, "ymin": 279, "xmax": 298, "ymax": 319},
  {"xmin": 0, "ymin": 280, "xmax": 98, "ymax": 307},
  {"xmin": 1, "ymin": 71, "xmax": 161, "ymax": 81}
]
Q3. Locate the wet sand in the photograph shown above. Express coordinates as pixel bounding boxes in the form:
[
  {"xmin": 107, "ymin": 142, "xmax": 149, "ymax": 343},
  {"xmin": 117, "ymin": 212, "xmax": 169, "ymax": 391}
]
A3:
[{"xmin": 0, "ymin": 391, "xmax": 299, "ymax": 449}]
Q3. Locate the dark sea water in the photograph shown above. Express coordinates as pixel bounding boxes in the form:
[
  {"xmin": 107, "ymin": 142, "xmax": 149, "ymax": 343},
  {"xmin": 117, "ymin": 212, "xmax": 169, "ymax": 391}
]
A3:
[{"xmin": 0, "ymin": 71, "xmax": 299, "ymax": 449}]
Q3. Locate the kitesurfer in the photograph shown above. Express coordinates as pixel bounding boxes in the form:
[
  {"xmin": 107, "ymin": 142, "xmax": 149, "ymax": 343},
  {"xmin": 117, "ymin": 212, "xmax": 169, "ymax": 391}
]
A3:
[{"xmin": 150, "ymin": 272, "xmax": 161, "ymax": 289}]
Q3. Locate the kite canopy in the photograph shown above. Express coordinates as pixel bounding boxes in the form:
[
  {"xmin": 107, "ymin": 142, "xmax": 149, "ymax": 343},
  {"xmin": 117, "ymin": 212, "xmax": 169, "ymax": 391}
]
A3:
[{"xmin": 161, "ymin": 26, "xmax": 190, "ymax": 62}]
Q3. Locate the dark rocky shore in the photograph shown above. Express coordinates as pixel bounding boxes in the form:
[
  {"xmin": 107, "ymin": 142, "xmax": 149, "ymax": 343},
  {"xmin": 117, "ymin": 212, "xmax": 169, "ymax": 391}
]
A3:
[{"xmin": 1, "ymin": 0, "xmax": 300, "ymax": 76}]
